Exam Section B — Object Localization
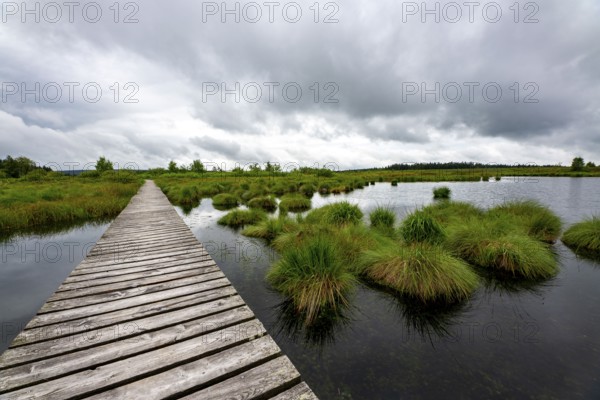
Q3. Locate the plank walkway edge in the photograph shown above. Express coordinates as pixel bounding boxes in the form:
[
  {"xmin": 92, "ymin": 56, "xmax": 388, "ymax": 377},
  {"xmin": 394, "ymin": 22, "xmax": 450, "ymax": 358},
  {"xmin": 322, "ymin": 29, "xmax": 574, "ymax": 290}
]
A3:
[{"xmin": 0, "ymin": 180, "xmax": 318, "ymax": 400}]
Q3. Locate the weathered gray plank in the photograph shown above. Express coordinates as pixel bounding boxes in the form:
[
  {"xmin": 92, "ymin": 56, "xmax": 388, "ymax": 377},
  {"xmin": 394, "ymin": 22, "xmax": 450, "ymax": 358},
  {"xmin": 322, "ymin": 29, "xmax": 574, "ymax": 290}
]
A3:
[
  {"xmin": 14, "ymin": 291, "xmax": 243, "ymax": 346},
  {"xmin": 33, "ymin": 275, "xmax": 229, "ymax": 323},
  {"xmin": 0, "ymin": 287, "xmax": 239, "ymax": 368},
  {"xmin": 0, "ymin": 308, "xmax": 257, "ymax": 392},
  {"xmin": 271, "ymin": 383, "xmax": 320, "ymax": 400},
  {"xmin": 180, "ymin": 356, "xmax": 301, "ymax": 400},
  {"xmin": 2, "ymin": 334, "xmax": 277, "ymax": 399}
]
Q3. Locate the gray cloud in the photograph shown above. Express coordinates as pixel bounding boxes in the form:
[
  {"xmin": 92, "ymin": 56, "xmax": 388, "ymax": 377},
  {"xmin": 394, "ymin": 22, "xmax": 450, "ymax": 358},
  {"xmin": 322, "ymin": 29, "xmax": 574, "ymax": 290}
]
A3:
[{"xmin": 1, "ymin": 0, "xmax": 599, "ymax": 168}]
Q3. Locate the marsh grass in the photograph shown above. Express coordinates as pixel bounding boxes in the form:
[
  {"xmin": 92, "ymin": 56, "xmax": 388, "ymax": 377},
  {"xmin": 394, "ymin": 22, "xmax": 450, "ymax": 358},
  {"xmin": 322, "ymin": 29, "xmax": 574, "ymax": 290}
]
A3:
[
  {"xmin": 447, "ymin": 218, "xmax": 558, "ymax": 279},
  {"xmin": 423, "ymin": 201, "xmax": 484, "ymax": 225},
  {"xmin": 0, "ymin": 179, "xmax": 142, "ymax": 234},
  {"xmin": 433, "ymin": 186, "xmax": 451, "ymax": 199},
  {"xmin": 267, "ymin": 235, "xmax": 357, "ymax": 324},
  {"xmin": 279, "ymin": 194, "xmax": 312, "ymax": 212},
  {"xmin": 324, "ymin": 202, "xmax": 363, "ymax": 226},
  {"xmin": 562, "ymin": 217, "xmax": 600, "ymax": 254},
  {"xmin": 242, "ymin": 216, "xmax": 297, "ymax": 241},
  {"xmin": 211, "ymin": 193, "xmax": 239, "ymax": 208},
  {"xmin": 489, "ymin": 200, "xmax": 562, "ymax": 242},
  {"xmin": 247, "ymin": 196, "xmax": 277, "ymax": 212},
  {"xmin": 359, "ymin": 243, "xmax": 479, "ymax": 303},
  {"xmin": 217, "ymin": 209, "xmax": 266, "ymax": 228},
  {"xmin": 370, "ymin": 206, "xmax": 396, "ymax": 231},
  {"xmin": 400, "ymin": 210, "xmax": 446, "ymax": 244}
]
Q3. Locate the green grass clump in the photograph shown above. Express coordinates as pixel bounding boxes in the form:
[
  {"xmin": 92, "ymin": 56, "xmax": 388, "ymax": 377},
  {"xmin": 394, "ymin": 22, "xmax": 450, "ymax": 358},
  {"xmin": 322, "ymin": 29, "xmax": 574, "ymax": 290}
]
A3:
[
  {"xmin": 489, "ymin": 200, "xmax": 562, "ymax": 242},
  {"xmin": 562, "ymin": 217, "xmax": 600, "ymax": 254},
  {"xmin": 370, "ymin": 207, "xmax": 396, "ymax": 230},
  {"xmin": 391, "ymin": 180, "xmax": 398, "ymax": 186},
  {"xmin": 211, "ymin": 193, "xmax": 239, "ymax": 208},
  {"xmin": 247, "ymin": 196, "xmax": 277, "ymax": 212},
  {"xmin": 323, "ymin": 202, "xmax": 363, "ymax": 226},
  {"xmin": 423, "ymin": 201, "xmax": 484, "ymax": 225},
  {"xmin": 242, "ymin": 216, "xmax": 296, "ymax": 241},
  {"xmin": 217, "ymin": 209, "xmax": 266, "ymax": 228},
  {"xmin": 400, "ymin": 210, "xmax": 446, "ymax": 244},
  {"xmin": 299, "ymin": 184, "xmax": 316, "ymax": 197},
  {"xmin": 448, "ymin": 219, "xmax": 558, "ymax": 279},
  {"xmin": 359, "ymin": 243, "xmax": 479, "ymax": 303},
  {"xmin": 267, "ymin": 235, "xmax": 356, "ymax": 324},
  {"xmin": 433, "ymin": 186, "xmax": 451, "ymax": 199},
  {"xmin": 279, "ymin": 194, "xmax": 311, "ymax": 212}
]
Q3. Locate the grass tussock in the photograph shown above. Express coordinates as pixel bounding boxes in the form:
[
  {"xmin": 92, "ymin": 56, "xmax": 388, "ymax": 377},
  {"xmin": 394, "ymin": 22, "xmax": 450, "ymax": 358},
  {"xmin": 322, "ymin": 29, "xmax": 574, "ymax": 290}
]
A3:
[
  {"xmin": 359, "ymin": 243, "xmax": 479, "ymax": 303},
  {"xmin": 433, "ymin": 186, "xmax": 451, "ymax": 199},
  {"xmin": 562, "ymin": 217, "xmax": 600, "ymax": 254},
  {"xmin": 400, "ymin": 210, "xmax": 446, "ymax": 244},
  {"xmin": 488, "ymin": 200, "xmax": 562, "ymax": 242},
  {"xmin": 211, "ymin": 193, "xmax": 239, "ymax": 208},
  {"xmin": 267, "ymin": 235, "xmax": 356, "ymax": 324},
  {"xmin": 370, "ymin": 207, "xmax": 396, "ymax": 232},
  {"xmin": 247, "ymin": 196, "xmax": 277, "ymax": 212},
  {"xmin": 242, "ymin": 216, "xmax": 297, "ymax": 241},
  {"xmin": 448, "ymin": 219, "xmax": 558, "ymax": 279},
  {"xmin": 217, "ymin": 209, "xmax": 266, "ymax": 228},
  {"xmin": 279, "ymin": 194, "xmax": 312, "ymax": 212}
]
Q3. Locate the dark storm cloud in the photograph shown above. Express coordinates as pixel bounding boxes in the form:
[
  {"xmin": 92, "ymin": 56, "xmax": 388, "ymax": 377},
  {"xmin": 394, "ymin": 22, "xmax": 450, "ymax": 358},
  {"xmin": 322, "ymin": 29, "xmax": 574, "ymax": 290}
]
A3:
[{"xmin": 1, "ymin": 0, "xmax": 599, "ymax": 167}]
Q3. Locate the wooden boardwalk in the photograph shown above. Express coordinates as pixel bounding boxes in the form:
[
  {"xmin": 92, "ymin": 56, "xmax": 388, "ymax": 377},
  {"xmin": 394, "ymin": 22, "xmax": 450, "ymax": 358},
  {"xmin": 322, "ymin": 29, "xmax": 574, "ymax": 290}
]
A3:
[{"xmin": 0, "ymin": 181, "xmax": 317, "ymax": 399}]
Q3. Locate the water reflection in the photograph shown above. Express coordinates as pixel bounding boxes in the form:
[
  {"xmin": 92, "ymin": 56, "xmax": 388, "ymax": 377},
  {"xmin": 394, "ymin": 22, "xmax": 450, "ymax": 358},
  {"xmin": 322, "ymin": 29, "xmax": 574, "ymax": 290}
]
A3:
[{"xmin": 271, "ymin": 298, "xmax": 354, "ymax": 347}]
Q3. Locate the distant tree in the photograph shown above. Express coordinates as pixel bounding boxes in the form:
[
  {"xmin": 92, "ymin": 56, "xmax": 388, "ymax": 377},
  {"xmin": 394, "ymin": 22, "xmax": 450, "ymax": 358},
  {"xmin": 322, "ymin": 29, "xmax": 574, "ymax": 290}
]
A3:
[
  {"xmin": 586, "ymin": 161, "xmax": 596, "ymax": 168},
  {"xmin": 232, "ymin": 166, "xmax": 244, "ymax": 174},
  {"xmin": 0, "ymin": 156, "xmax": 37, "ymax": 178},
  {"xmin": 95, "ymin": 156, "xmax": 114, "ymax": 172},
  {"xmin": 248, "ymin": 163, "xmax": 261, "ymax": 173},
  {"xmin": 190, "ymin": 160, "xmax": 205, "ymax": 173},
  {"xmin": 571, "ymin": 157, "xmax": 585, "ymax": 172},
  {"xmin": 265, "ymin": 162, "xmax": 281, "ymax": 173},
  {"xmin": 168, "ymin": 161, "xmax": 178, "ymax": 173}
]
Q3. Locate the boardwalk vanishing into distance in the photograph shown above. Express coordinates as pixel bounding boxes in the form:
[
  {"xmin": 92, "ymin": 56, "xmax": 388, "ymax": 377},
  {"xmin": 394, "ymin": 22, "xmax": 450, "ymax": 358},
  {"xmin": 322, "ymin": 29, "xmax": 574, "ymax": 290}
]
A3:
[{"xmin": 0, "ymin": 181, "xmax": 317, "ymax": 399}]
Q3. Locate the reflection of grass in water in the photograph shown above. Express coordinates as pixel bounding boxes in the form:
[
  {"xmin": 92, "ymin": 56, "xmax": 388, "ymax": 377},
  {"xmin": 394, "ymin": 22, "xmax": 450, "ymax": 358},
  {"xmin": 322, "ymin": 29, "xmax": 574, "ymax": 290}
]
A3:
[
  {"xmin": 367, "ymin": 282, "xmax": 469, "ymax": 343},
  {"xmin": 0, "ymin": 218, "xmax": 110, "ymax": 243},
  {"xmin": 474, "ymin": 265, "xmax": 557, "ymax": 297},
  {"xmin": 271, "ymin": 298, "xmax": 353, "ymax": 347}
]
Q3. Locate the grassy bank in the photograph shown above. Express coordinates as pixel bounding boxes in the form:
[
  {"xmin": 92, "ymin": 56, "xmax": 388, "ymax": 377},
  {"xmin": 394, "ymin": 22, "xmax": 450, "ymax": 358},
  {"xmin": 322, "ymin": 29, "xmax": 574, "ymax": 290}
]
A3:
[{"xmin": 0, "ymin": 172, "xmax": 143, "ymax": 239}]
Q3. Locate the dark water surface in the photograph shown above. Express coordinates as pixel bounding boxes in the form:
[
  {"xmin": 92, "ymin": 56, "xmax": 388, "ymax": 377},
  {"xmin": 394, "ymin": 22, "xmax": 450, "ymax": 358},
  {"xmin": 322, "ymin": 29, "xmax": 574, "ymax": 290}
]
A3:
[
  {"xmin": 177, "ymin": 177, "xmax": 600, "ymax": 400},
  {"xmin": 1, "ymin": 177, "xmax": 599, "ymax": 399}
]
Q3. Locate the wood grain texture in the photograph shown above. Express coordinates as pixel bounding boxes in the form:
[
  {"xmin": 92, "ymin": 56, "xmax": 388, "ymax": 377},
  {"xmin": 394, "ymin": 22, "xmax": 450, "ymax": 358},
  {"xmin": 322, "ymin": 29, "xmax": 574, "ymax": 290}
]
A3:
[{"xmin": 0, "ymin": 181, "xmax": 317, "ymax": 399}]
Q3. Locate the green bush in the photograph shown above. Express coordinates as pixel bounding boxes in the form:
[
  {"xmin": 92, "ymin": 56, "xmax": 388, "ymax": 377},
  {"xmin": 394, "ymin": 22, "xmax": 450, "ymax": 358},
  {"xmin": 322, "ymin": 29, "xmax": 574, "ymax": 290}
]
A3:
[{"xmin": 433, "ymin": 186, "xmax": 451, "ymax": 199}]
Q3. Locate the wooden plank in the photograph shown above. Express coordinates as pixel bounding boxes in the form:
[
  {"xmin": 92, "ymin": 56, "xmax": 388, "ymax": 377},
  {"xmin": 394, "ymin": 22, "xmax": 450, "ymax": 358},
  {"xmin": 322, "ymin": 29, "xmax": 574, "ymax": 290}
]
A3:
[
  {"xmin": 0, "ymin": 308, "xmax": 257, "ymax": 392},
  {"xmin": 60, "ymin": 257, "xmax": 215, "ymax": 285},
  {"xmin": 0, "ymin": 181, "xmax": 317, "ymax": 399},
  {"xmin": 33, "ymin": 275, "xmax": 229, "ymax": 323},
  {"xmin": 180, "ymin": 356, "xmax": 301, "ymax": 400},
  {"xmin": 50, "ymin": 265, "xmax": 221, "ymax": 301},
  {"xmin": 0, "ymin": 287, "xmax": 238, "ymax": 368},
  {"xmin": 14, "ymin": 291, "xmax": 243, "ymax": 346},
  {"xmin": 2, "ymin": 334, "xmax": 278, "ymax": 399},
  {"xmin": 270, "ymin": 383, "xmax": 320, "ymax": 400}
]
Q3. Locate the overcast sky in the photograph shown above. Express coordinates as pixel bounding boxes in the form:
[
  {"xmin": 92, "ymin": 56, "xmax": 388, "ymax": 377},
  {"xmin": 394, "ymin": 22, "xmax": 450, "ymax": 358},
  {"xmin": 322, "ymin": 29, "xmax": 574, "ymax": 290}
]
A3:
[{"xmin": 1, "ymin": 0, "xmax": 599, "ymax": 171}]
